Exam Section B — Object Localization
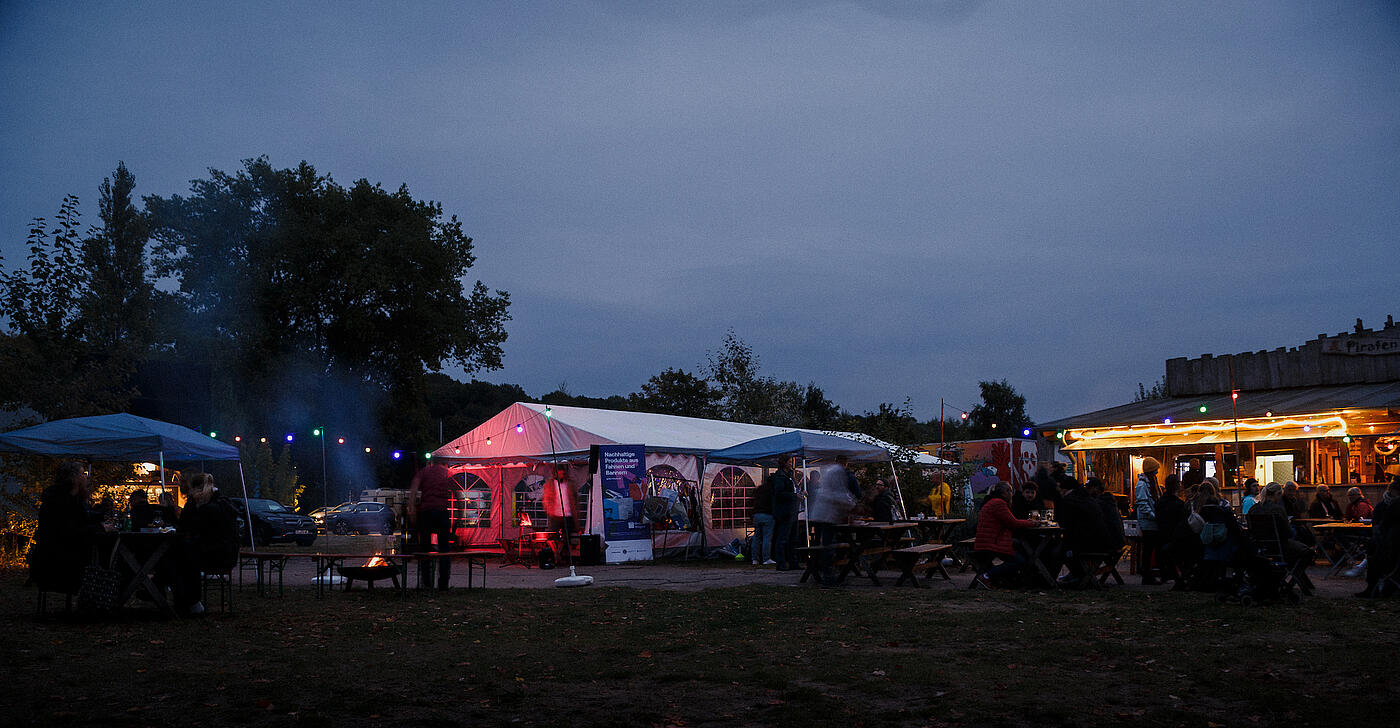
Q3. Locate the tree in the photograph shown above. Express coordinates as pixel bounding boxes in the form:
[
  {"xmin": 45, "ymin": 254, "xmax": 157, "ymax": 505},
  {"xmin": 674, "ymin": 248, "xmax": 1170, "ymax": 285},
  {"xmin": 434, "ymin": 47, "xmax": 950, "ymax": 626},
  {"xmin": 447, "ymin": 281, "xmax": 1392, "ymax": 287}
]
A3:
[
  {"xmin": 1135, "ymin": 376, "xmax": 1169, "ymax": 402},
  {"xmin": 705, "ymin": 331, "xmax": 804, "ymax": 426},
  {"xmin": 241, "ymin": 441, "xmax": 303, "ymax": 508},
  {"xmin": 0, "ymin": 194, "xmax": 133, "ymax": 417},
  {"xmin": 81, "ymin": 162, "xmax": 155, "ymax": 353},
  {"xmin": 146, "ymin": 158, "xmax": 512, "ymax": 455},
  {"xmin": 628, "ymin": 367, "xmax": 721, "ymax": 418},
  {"xmin": 966, "ymin": 379, "xmax": 1030, "ymax": 439}
]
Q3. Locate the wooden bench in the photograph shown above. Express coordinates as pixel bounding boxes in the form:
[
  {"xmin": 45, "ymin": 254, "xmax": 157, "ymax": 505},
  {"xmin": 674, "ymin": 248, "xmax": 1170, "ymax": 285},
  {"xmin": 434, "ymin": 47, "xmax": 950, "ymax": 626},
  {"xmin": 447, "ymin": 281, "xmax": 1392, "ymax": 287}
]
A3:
[
  {"xmin": 795, "ymin": 543, "xmax": 850, "ymax": 585},
  {"xmin": 955, "ymin": 538, "xmax": 978, "ymax": 573},
  {"xmin": 1096, "ymin": 545, "xmax": 1130, "ymax": 586},
  {"xmin": 891, "ymin": 543, "xmax": 953, "ymax": 587}
]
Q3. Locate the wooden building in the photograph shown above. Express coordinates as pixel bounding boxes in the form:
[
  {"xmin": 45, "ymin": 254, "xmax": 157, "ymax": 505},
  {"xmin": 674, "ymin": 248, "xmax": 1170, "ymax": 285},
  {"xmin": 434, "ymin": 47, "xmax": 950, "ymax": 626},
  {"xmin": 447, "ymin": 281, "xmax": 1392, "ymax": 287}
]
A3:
[{"xmin": 1040, "ymin": 317, "xmax": 1400, "ymax": 505}]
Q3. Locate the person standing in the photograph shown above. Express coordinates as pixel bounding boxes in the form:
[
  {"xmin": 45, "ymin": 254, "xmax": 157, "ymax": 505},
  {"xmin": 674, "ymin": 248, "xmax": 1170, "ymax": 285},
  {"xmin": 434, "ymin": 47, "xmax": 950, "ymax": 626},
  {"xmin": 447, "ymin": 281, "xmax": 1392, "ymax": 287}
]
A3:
[
  {"xmin": 542, "ymin": 464, "xmax": 578, "ymax": 569},
  {"xmin": 1357, "ymin": 477, "xmax": 1400, "ymax": 598},
  {"xmin": 1181, "ymin": 458, "xmax": 1204, "ymax": 491},
  {"xmin": 1134, "ymin": 457, "xmax": 1163, "ymax": 585},
  {"xmin": 409, "ymin": 460, "xmax": 456, "ymax": 590},
  {"xmin": 749, "ymin": 474, "xmax": 776, "ymax": 565},
  {"xmin": 808, "ymin": 458, "xmax": 860, "ymax": 585},
  {"xmin": 925, "ymin": 471, "xmax": 951, "ymax": 518},
  {"xmin": 769, "ymin": 455, "xmax": 801, "ymax": 571}
]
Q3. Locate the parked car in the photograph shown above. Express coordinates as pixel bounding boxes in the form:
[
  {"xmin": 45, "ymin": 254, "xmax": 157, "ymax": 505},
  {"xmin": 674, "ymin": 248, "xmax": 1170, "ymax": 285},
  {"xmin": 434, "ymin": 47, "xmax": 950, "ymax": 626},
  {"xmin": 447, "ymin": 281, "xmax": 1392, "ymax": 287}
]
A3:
[
  {"xmin": 309, "ymin": 502, "xmax": 353, "ymax": 531},
  {"xmin": 230, "ymin": 497, "xmax": 317, "ymax": 546},
  {"xmin": 323, "ymin": 501, "xmax": 396, "ymax": 535}
]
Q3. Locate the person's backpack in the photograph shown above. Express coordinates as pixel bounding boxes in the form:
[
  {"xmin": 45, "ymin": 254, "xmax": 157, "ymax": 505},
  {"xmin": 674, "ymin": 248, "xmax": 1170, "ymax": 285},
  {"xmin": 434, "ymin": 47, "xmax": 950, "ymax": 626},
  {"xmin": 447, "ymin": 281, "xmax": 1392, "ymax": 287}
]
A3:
[{"xmin": 1200, "ymin": 521, "xmax": 1228, "ymax": 546}]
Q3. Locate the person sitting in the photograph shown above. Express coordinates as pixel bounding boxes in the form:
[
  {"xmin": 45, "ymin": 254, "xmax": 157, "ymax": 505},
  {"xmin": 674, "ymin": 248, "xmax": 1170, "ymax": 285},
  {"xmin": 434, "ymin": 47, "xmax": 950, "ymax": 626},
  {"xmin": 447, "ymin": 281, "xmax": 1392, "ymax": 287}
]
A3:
[
  {"xmin": 1010, "ymin": 482, "xmax": 1040, "ymax": 520},
  {"xmin": 1308, "ymin": 485, "xmax": 1343, "ymax": 520},
  {"xmin": 1250, "ymin": 482, "xmax": 1314, "ymax": 567},
  {"xmin": 173, "ymin": 473, "xmax": 239, "ymax": 615},
  {"xmin": 1358, "ymin": 477, "xmax": 1400, "ymax": 598},
  {"xmin": 1195, "ymin": 479, "xmax": 1228, "ymax": 511},
  {"xmin": 1282, "ymin": 482, "xmax": 1305, "ymax": 519},
  {"xmin": 1241, "ymin": 478, "xmax": 1260, "ymax": 515},
  {"xmin": 1055, "ymin": 478, "xmax": 1110, "ymax": 585},
  {"xmin": 870, "ymin": 479, "xmax": 900, "ymax": 523},
  {"xmin": 972, "ymin": 481, "xmax": 1037, "ymax": 587},
  {"xmin": 31, "ymin": 462, "xmax": 116, "ymax": 598},
  {"xmin": 1345, "ymin": 486, "xmax": 1374, "ymax": 522},
  {"xmin": 1155, "ymin": 475, "xmax": 1201, "ymax": 590},
  {"xmin": 129, "ymin": 489, "xmax": 157, "ymax": 529}
]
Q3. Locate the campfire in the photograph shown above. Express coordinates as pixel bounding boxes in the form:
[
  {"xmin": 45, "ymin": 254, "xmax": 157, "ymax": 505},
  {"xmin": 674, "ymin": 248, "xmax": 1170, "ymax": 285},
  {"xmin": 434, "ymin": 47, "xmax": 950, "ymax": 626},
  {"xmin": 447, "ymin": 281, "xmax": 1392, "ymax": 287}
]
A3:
[{"xmin": 339, "ymin": 553, "xmax": 401, "ymax": 590}]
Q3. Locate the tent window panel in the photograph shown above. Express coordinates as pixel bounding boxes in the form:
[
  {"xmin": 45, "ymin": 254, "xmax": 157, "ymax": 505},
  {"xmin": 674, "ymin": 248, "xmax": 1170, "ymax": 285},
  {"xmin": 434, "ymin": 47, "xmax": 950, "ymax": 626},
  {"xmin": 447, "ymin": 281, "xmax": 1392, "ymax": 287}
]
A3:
[
  {"xmin": 511, "ymin": 469, "xmax": 548, "ymax": 528},
  {"xmin": 646, "ymin": 464, "xmax": 698, "ymax": 531},
  {"xmin": 710, "ymin": 467, "xmax": 755, "ymax": 530},
  {"xmin": 450, "ymin": 472, "xmax": 490, "ymax": 530}
]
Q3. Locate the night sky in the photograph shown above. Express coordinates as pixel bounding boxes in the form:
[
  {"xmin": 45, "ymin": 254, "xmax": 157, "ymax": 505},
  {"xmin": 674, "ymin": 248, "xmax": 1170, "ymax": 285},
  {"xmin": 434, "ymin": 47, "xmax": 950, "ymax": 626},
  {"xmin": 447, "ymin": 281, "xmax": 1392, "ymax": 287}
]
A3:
[{"xmin": 3, "ymin": 1, "xmax": 1397, "ymax": 423}]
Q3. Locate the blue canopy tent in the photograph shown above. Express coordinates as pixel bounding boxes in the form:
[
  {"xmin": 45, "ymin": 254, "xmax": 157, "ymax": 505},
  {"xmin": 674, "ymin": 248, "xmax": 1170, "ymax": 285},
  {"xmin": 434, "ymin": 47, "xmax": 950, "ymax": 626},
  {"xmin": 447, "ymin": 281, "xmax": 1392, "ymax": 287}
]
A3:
[
  {"xmin": 707, "ymin": 430, "xmax": 908, "ymax": 525},
  {"xmin": 705, "ymin": 430, "xmax": 890, "ymax": 466},
  {"xmin": 0, "ymin": 413, "xmax": 254, "ymax": 548},
  {"xmin": 0, "ymin": 413, "xmax": 239, "ymax": 461}
]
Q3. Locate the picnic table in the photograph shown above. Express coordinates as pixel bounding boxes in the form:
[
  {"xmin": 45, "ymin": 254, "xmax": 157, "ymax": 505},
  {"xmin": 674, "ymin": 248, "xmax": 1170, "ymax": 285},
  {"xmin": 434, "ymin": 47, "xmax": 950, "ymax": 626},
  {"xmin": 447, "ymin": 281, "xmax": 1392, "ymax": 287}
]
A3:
[
  {"xmin": 1015, "ymin": 524, "xmax": 1065, "ymax": 588},
  {"xmin": 1312, "ymin": 522, "xmax": 1372, "ymax": 578},
  {"xmin": 105, "ymin": 530, "xmax": 179, "ymax": 615},
  {"xmin": 831, "ymin": 521, "xmax": 918, "ymax": 586}
]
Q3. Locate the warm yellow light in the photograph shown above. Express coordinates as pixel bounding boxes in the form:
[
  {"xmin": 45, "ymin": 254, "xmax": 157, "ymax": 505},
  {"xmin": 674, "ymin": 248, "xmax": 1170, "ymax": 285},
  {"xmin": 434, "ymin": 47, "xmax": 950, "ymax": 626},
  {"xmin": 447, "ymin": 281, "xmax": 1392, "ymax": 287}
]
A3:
[{"xmin": 1070, "ymin": 416, "xmax": 1348, "ymax": 442}]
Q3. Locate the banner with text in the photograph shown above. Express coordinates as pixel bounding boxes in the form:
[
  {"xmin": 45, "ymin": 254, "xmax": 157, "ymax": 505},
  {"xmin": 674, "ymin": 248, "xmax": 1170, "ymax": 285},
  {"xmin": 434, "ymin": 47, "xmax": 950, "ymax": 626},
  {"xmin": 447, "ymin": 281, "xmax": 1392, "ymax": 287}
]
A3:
[{"xmin": 600, "ymin": 445, "xmax": 651, "ymax": 559}]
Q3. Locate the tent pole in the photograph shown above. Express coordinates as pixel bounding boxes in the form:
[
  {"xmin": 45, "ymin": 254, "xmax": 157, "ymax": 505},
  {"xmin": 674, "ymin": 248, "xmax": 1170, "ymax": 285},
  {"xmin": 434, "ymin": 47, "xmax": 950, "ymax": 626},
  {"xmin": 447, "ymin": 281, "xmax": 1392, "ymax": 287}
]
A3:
[
  {"xmin": 801, "ymin": 457, "xmax": 810, "ymax": 548},
  {"xmin": 695, "ymin": 455, "xmax": 708, "ymax": 554},
  {"xmin": 238, "ymin": 462, "xmax": 256, "ymax": 551},
  {"xmin": 159, "ymin": 452, "xmax": 166, "ymax": 498},
  {"xmin": 889, "ymin": 459, "xmax": 907, "ymax": 520}
]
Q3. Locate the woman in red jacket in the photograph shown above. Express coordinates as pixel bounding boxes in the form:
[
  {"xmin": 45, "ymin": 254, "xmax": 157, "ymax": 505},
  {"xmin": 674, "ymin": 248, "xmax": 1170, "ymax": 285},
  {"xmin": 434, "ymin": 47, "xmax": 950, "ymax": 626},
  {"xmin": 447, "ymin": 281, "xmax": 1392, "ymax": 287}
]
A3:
[{"xmin": 973, "ymin": 481, "xmax": 1037, "ymax": 587}]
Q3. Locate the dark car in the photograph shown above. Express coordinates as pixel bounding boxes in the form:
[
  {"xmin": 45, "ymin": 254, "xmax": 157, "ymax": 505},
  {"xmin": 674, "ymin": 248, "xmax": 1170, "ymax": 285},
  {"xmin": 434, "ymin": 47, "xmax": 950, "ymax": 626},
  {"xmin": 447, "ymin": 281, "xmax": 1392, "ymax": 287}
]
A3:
[
  {"xmin": 323, "ymin": 501, "xmax": 396, "ymax": 535},
  {"xmin": 230, "ymin": 497, "xmax": 317, "ymax": 546}
]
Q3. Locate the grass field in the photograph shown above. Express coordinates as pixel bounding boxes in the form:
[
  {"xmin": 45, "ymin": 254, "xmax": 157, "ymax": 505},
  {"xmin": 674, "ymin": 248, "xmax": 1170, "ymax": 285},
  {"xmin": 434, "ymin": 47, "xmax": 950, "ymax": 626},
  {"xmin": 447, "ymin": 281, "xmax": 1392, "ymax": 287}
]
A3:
[{"xmin": 4, "ymin": 570, "xmax": 1397, "ymax": 728}]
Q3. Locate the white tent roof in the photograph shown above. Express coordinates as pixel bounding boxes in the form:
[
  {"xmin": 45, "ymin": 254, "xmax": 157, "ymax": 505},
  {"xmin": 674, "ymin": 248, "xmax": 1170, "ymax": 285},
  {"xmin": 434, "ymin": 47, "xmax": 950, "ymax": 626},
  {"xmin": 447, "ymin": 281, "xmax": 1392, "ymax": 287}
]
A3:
[{"xmin": 433, "ymin": 402, "xmax": 951, "ymax": 466}]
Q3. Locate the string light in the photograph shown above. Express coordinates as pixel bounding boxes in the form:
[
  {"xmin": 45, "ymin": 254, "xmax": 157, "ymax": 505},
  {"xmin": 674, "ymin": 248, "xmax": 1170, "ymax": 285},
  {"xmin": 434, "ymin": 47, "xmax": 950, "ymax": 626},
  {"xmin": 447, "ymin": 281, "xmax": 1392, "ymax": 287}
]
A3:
[
  {"xmin": 364, "ymin": 447, "xmax": 371, "ymax": 453},
  {"xmin": 209, "ymin": 431, "xmax": 217, "ymax": 438},
  {"xmin": 234, "ymin": 436, "xmax": 242, "ymax": 443},
  {"xmin": 260, "ymin": 437, "xmax": 267, "ymax": 443},
  {"xmin": 313, "ymin": 428, "xmax": 322, "ymax": 436},
  {"xmin": 337, "ymin": 437, "xmax": 345, "ymax": 444},
  {"xmin": 392, "ymin": 451, "xmax": 402, "ymax": 460},
  {"xmin": 285, "ymin": 434, "xmax": 294, "ymax": 442},
  {"xmin": 1069, "ymin": 416, "xmax": 1346, "ymax": 443},
  {"xmin": 515, "ymin": 423, "xmax": 523, "ymax": 433}
]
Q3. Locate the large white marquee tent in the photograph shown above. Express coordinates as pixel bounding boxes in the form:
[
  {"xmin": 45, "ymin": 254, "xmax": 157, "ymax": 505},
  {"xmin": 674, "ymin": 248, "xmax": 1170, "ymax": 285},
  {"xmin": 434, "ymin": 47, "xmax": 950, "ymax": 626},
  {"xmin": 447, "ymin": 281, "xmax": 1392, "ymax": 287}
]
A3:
[{"xmin": 430, "ymin": 402, "xmax": 946, "ymax": 561}]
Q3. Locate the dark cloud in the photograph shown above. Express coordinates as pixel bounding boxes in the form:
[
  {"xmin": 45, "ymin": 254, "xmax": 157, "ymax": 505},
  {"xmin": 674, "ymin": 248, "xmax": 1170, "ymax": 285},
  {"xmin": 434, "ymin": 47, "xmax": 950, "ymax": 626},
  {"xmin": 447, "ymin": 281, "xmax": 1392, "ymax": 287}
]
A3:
[{"xmin": 2, "ymin": 1, "xmax": 1397, "ymax": 424}]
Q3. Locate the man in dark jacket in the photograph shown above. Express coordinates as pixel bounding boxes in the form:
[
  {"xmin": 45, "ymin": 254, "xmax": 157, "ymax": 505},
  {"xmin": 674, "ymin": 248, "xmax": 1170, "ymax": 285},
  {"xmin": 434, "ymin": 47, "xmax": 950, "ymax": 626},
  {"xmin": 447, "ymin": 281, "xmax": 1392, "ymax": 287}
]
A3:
[
  {"xmin": 769, "ymin": 455, "xmax": 801, "ymax": 571},
  {"xmin": 1057, "ymin": 481, "xmax": 1110, "ymax": 583},
  {"xmin": 1359, "ymin": 477, "xmax": 1400, "ymax": 597},
  {"xmin": 174, "ymin": 472, "xmax": 239, "ymax": 615},
  {"xmin": 1308, "ymin": 485, "xmax": 1343, "ymax": 519},
  {"xmin": 870, "ymin": 479, "xmax": 900, "ymax": 522}
]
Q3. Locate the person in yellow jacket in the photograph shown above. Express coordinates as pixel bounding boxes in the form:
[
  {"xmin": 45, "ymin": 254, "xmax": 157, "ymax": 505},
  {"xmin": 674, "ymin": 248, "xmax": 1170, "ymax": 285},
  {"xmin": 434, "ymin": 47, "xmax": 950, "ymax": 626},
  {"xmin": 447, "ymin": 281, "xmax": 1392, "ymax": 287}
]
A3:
[{"xmin": 925, "ymin": 471, "xmax": 952, "ymax": 518}]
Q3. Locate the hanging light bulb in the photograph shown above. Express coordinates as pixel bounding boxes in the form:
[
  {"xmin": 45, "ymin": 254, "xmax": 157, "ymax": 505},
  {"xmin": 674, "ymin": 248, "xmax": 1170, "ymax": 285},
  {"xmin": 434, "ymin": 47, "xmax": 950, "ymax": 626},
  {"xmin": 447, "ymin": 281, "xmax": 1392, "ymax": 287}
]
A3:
[{"xmin": 515, "ymin": 424, "xmax": 524, "ymax": 433}]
